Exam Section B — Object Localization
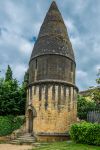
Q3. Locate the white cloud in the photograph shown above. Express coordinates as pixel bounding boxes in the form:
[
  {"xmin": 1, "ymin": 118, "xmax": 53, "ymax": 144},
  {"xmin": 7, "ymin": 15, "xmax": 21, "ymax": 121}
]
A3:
[
  {"xmin": 77, "ymin": 70, "xmax": 88, "ymax": 79},
  {"xmin": 71, "ymin": 36, "xmax": 83, "ymax": 49},
  {"xmin": 65, "ymin": 19, "xmax": 76, "ymax": 33},
  {"xmin": 0, "ymin": 0, "xmax": 100, "ymax": 90},
  {"xmin": 19, "ymin": 40, "xmax": 33, "ymax": 55},
  {"xmin": 94, "ymin": 65, "xmax": 100, "ymax": 72},
  {"xmin": 76, "ymin": 70, "xmax": 92, "ymax": 90},
  {"xmin": 13, "ymin": 64, "xmax": 27, "ymax": 81},
  {"xmin": 61, "ymin": 0, "xmax": 89, "ymax": 14},
  {"xmin": 93, "ymin": 42, "xmax": 100, "ymax": 54},
  {"xmin": 33, "ymin": 22, "xmax": 41, "ymax": 36}
]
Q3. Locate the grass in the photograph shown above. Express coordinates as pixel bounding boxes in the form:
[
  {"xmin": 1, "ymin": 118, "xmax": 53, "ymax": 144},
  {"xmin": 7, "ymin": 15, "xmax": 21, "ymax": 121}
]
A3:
[{"xmin": 33, "ymin": 141, "xmax": 100, "ymax": 150}]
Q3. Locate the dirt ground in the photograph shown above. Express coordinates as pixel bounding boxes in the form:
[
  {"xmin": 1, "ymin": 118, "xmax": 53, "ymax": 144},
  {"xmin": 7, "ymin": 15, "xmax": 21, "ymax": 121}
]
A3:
[{"xmin": 0, "ymin": 144, "xmax": 33, "ymax": 150}]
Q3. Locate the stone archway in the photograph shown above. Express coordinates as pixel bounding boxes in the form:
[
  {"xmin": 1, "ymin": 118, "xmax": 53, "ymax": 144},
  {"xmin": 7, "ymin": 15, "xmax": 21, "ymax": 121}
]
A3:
[{"xmin": 26, "ymin": 105, "xmax": 37, "ymax": 134}]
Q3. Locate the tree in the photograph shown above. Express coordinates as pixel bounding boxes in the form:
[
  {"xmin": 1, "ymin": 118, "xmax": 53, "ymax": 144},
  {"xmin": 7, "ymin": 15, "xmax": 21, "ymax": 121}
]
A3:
[
  {"xmin": 96, "ymin": 69, "xmax": 100, "ymax": 84},
  {"xmin": 91, "ymin": 70, "xmax": 100, "ymax": 109},
  {"xmin": 77, "ymin": 95, "xmax": 96, "ymax": 120},
  {"xmin": 0, "ymin": 77, "xmax": 4, "ymax": 114},
  {"xmin": 19, "ymin": 70, "xmax": 29, "ymax": 115},
  {"xmin": 5, "ymin": 65, "xmax": 12, "ymax": 81},
  {"xmin": 77, "ymin": 70, "xmax": 100, "ymax": 120},
  {"xmin": 0, "ymin": 66, "xmax": 29, "ymax": 116},
  {"xmin": 0, "ymin": 78, "xmax": 20, "ymax": 115}
]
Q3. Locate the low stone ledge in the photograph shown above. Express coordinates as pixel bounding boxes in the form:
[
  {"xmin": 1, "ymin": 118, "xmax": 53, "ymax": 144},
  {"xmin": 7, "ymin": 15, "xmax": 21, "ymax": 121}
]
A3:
[
  {"xmin": 37, "ymin": 132, "xmax": 69, "ymax": 137},
  {"xmin": 0, "ymin": 132, "xmax": 70, "ymax": 142},
  {"xmin": 36, "ymin": 132, "xmax": 70, "ymax": 142}
]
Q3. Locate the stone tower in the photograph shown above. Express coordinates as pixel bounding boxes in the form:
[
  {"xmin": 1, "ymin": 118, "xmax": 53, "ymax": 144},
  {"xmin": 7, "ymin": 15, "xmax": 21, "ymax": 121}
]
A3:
[{"xmin": 26, "ymin": 1, "xmax": 78, "ymax": 141}]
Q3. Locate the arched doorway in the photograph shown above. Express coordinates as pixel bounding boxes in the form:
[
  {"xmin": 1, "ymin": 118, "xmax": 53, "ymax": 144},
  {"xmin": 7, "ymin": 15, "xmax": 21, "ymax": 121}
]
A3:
[
  {"xmin": 26, "ymin": 105, "xmax": 37, "ymax": 134},
  {"xmin": 28, "ymin": 109, "xmax": 33, "ymax": 133}
]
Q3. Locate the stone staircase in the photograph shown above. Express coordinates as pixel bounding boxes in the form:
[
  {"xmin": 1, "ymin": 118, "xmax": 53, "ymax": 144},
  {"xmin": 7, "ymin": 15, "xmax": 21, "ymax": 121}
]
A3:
[{"xmin": 10, "ymin": 133, "xmax": 36, "ymax": 145}]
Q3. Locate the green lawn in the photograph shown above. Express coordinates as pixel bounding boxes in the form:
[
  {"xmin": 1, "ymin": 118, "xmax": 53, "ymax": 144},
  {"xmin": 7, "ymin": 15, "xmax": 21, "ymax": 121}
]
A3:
[{"xmin": 33, "ymin": 141, "xmax": 100, "ymax": 150}]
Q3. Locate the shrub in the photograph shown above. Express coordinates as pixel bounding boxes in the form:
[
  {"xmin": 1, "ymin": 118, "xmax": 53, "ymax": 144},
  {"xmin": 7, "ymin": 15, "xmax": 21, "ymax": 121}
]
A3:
[
  {"xmin": 70, "ymin": 122, "xmax": 100, "ymax": 146},
  {"xmin": 0, "ymin": 116, "xmax": 12, "ymax": 136},
  {"xmin": 12, "ymin": 116, "xmax": 25, "ymax": 131},
  {"xmin": 0, "ymin": 115, "xmax": 24, "ymax": 136}
]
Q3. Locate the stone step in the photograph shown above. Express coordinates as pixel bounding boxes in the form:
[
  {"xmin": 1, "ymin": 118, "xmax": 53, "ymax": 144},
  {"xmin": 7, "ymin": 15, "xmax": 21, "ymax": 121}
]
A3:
[
  {"xmin": 10, "ymin": 133, "xmax": 36, "ymax": 144},
  {"xmin": 18, "ymin": 139, "xmax": 35, "ymax": 141},
  {"xmin": 19, "ymin": 134, "xmax": 33, "ymax": 137},
  {"xmin": 17, "ymin": 137, "xmax": 35, "ymax": 140},
  {"xmin": 12, "ymin": 138, "xmax": 35, "ymax": 141},
  {"xmin": 17, "ymin": 137, "xmax": 34, "ymax": 139},
  {"xmin": 10, "ymin": 141, "xmax": 34, "ymax": 144},
  {"xmin": 21, "ymin": 133, "xmax": 34, "ymax": 136},
  {"xmin": 19, "ymin": 135, "xmax": 33, "ymax": 138},
  {"xmin": 10, "ymin": 140, "xmax": 35, "ymax": 144}
]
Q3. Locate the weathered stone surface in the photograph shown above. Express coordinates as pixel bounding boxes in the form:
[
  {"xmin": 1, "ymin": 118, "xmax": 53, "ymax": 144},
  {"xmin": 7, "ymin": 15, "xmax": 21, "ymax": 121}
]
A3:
[
  {"xmin": 29, "ymin": 55, "xmax": 76, "ymax": 84},
  {"xmin": 26, "ymin": 84, "xmax": 77, "ymax": 141},
  {"xmin": 30, "ymin": 1, "xmax": 75, "ymax": 61},
  {"xmin": 26, "ymin": 1, "xmax": 78, "ymax": 142}
]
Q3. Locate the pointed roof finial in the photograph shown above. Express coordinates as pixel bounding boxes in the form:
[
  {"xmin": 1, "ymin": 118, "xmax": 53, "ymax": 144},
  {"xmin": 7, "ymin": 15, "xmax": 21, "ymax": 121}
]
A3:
[
  {"xmin": 51, "ymin": 0, "xmax": 57, "ymax": 5},
  {"xmin": 49, "ymin": 0, "xmax": 59, "ymax": 12}
]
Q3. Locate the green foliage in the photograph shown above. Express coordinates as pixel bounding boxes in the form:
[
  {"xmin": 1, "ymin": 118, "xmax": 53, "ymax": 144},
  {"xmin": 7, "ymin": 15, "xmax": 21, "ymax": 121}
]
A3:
[
  {"xmin": 20, "ymin": 70, "xmax": 29, "ymax": 115},
  {"xmin": 0, "ymin": 79, "xmax": 24, "ymax": 115},
  {"xmin": 5, "ymin": 65, "xmax": 12, "ymax": 81},
  {"xmin": 91, "ymin": 69, "xmax": 100, "ymax": 109},
  {"xmin": 0, "ymin": 65, "xmax": 28, "ymax": 115},
  {"xmin": 0, "ymin": 116, "xmax": 12, "ymax": 136},
  {"xmin": 23, "ymin": 71, "xmax": 29, "ymax": 88},
  {"xmin": 33, "ymin": 142, "xmax": 100, "ymax": 150},
  {"xmin": 96, "ymin": 69, "xmax": 100, "ymax": 85},
  {"xmin": 78, "ymin": 69, "xmax": 100, "ymax": 119},
  {"xmin": 91, "ymin": 88, "xmax": 100, "ymax": 110},
  {"xmin": 77, "ymin": 95, "xmax": 96, "ymax": 120},
  {"xmin": 0, "ymin": 116, "xmax": 24, "ymax": 136},
  {"xmin": 70, "ymin": 122, "xmax": 100, "ymax": 146},
  {"xmin": 12, "ymin": 116, "xmax": 25, "ymax": 131}
]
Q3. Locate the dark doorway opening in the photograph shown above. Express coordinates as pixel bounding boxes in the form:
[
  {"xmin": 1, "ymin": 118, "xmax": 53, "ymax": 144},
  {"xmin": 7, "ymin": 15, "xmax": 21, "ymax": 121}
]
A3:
[{"xmin": 28, "ymin": 109, "xmax": 33, "ymax": 133}]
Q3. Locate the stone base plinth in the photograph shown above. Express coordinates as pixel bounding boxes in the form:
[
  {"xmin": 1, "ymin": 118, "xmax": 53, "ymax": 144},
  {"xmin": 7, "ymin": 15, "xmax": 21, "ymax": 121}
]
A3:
[{"xmin": 36, "ymin": 133, "xmax": 70, "ymax": 142}]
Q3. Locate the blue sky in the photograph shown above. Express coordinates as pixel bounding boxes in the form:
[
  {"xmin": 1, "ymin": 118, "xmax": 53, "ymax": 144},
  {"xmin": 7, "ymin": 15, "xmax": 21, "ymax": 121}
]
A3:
[{"xmin": 0, "ymin": 0, "xmax": 100, "ymax": 91}]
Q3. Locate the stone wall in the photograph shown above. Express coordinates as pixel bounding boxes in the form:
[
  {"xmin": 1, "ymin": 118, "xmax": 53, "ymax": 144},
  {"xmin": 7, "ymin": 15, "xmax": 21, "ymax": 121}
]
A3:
[
  {"xmin": 26, "ymin": 83, "xmax": 77, "ymax": 138},
  {"xmin": 29, "ymin": 55, "xmax": 76, "ymax": 84}
]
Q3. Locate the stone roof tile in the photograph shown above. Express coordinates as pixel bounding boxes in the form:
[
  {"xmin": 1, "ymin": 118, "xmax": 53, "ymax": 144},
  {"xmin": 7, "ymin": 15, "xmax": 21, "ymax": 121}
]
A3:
[{"xmin": 30, "ymin": 1, "xmax": 75, "ymax": 61}]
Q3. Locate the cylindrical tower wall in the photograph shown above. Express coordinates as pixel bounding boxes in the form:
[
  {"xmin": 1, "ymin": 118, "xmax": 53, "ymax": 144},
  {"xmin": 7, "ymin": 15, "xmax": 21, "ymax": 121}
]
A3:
[
  {"xmin": 29, "ymin": 55, "xmax": 76, "ymax": 84},
  {"xmin": 27, "ymin": 83, "xmax": 77, "ymax": 136}
]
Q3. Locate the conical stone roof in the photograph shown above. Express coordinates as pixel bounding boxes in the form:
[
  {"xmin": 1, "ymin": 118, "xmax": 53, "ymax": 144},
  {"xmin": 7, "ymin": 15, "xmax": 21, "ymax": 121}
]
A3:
[{"xmin": 30, "ymin": 1, "xmax": 75, "ymax": 61}]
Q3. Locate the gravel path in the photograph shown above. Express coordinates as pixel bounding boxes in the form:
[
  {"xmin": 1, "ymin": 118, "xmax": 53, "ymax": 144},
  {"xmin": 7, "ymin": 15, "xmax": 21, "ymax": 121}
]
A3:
[{"xmin": 0, "ymin": 144, "xmax": 33, "ymax": 150}]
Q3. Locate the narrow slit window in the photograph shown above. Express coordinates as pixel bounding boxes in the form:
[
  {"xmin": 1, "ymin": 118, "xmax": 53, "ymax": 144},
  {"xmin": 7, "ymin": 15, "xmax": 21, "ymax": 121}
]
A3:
[
  {"xmin": 71, "ymin": 62, "xmax": 73, "ymax": 72},
  {"xmin": 36, "ymin": 59, "xmax": 37, "ymax": 69},
  {"xmin": 30, "ymin": 87, "xmax": 32, "ymax": 100}
]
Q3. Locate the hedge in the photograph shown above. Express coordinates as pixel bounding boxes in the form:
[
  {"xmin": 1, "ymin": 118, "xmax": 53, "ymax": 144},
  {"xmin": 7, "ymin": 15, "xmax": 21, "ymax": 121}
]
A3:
[
  {"xmin": 0, "ymin": 115, "xmax": 24, "ymax": 136},
  {"xmin": 70, "ymin": 122, "xmax": 100, "ymax": 146}
]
